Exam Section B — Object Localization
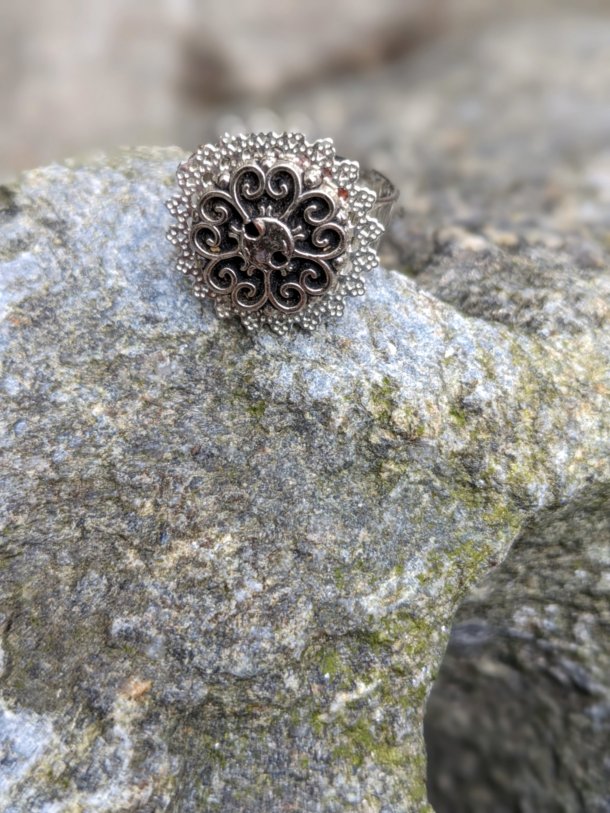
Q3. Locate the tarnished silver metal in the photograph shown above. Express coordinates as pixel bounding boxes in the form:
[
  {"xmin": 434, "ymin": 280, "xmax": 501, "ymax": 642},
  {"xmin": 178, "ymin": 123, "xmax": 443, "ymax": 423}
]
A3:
[{"xmin": 166, "ymin": 132, "xmax": 398, "ymax": 334}]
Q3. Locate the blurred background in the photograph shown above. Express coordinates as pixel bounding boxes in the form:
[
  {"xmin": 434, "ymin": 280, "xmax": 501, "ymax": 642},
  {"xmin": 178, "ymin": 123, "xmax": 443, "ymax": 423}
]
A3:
[
  {"xmin": 0, "ymin": 0, "xmax": 606, "ymax": 181},
  {"xmin": 3, "ymin": 1, "xmax": 610, "ymax": 811}
]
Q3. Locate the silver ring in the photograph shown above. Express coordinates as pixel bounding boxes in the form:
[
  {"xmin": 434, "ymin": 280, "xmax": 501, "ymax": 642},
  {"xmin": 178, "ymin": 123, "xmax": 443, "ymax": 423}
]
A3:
[{"xmin": 166, "ymin": 132, "xmax": 398, "ymax": 334}]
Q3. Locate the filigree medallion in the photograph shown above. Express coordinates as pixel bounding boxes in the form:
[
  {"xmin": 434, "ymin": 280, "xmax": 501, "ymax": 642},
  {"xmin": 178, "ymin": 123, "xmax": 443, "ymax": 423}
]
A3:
[{"xmin": 166, "ymin": 133, "xmax": 384, "ymax": 333}]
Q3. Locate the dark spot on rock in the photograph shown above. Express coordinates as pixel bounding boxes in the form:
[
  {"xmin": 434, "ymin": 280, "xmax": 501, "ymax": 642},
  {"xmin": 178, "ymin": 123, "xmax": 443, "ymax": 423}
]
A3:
[{"xmin": 0, "ymin": 186, "xmax": 19, "ymax": 220}]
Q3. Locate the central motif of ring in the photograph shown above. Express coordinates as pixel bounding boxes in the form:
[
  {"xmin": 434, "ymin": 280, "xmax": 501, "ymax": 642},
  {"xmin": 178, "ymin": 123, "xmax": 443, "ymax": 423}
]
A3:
[
  {"xmin": 188, "ymin": 160, "xmax": 349, "ymax": 316},
  {"xmin": 240, "ymin": 217, "xmax": 295, "ymax": 272}
]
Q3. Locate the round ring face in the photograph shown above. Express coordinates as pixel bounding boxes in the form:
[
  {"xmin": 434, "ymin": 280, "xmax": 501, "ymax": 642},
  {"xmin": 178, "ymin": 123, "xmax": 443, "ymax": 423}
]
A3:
[{"xmin": 166, "ymin": 132, "xmax": 383, "ymax": 333}]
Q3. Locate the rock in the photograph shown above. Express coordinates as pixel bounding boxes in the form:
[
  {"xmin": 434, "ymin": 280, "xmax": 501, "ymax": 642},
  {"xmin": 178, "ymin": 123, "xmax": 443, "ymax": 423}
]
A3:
[
  {"xmin": 425, "ymin": 486, "xmax": 610, "ymax": 813},
  {"xmin": 0, "ymin": 144, "xmax": 608, "ymax": 813},
  {"xmin": 352, "ymin": 12, "xmax": 610, "ymax": 812}
]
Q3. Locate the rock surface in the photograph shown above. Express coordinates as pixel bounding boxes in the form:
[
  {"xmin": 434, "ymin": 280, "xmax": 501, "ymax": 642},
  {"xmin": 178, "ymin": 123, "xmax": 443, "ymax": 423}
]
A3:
[
  {"xmin": 356, "ymin": 12, "xmax": 610, "ymax": 813},
  {"xmin": 2, "ymin": 12, "xmax": 610, "ymax": 813},
  {"xmin": 0, "ymin": 140, "xmax": 607, "ymax": 813},
  {"xmin": 425, "ymin": 486, "xmax": 610, "ymax": 813}
]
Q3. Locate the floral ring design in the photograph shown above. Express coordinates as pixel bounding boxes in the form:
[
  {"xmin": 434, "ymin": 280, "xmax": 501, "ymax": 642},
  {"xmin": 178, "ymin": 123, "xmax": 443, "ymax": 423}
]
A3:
[{"xmin": 166, "ymin": 132, "xmax": 398, "ymax": 334}]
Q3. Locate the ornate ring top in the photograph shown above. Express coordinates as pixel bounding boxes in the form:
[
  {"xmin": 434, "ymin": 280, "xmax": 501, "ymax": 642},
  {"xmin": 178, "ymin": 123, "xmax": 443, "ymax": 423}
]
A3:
[{"xmin": 166, "ymin": 132, "xmax": 391, "ymax": 334}]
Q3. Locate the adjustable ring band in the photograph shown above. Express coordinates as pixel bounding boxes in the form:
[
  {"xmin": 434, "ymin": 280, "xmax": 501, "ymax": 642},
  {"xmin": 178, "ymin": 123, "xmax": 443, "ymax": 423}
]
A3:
[
  {"xmin": 167, "ymin": 132, "xmax": 399, "ymax": 334},
  {"xmin": 359, "ymin": 167, "xmax": 399, "ymax": 234},
  {"xmin": 336, "ymin": 156, "xmax": 399, "ymax": 232}
]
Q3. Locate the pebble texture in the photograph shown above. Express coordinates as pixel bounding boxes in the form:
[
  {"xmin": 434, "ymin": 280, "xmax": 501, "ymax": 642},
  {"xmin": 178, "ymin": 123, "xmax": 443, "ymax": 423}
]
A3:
[{"xmin": 0, "ymin": 140, "xmax": 608, "ymax": 813}]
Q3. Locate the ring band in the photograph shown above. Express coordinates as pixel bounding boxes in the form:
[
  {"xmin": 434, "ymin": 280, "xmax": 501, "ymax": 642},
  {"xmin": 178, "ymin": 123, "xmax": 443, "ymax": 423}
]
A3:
[
  {"xmin": 339, "ymin": 161, "xmax": 399, "ymax": 234},
  {"xmin": 166, "ymin": 132, "xmax": 398, "ymax": 334}
]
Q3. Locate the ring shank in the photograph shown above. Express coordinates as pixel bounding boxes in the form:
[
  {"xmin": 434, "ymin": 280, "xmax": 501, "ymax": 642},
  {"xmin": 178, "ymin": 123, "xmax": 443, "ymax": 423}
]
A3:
[
  {"xmin": 336, "ymin": 155, "xmax": 399, "ymax": 236},
  {"xmin": 359, "ymin": 167, "xmax": 399, "ymax": 230}
]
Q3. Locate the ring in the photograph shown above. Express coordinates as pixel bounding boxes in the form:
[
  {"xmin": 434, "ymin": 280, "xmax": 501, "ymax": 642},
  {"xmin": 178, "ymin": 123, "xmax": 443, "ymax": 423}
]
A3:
[{"xmin": 166, "ymin": 132, "xmax": 398, "ymax": 334}]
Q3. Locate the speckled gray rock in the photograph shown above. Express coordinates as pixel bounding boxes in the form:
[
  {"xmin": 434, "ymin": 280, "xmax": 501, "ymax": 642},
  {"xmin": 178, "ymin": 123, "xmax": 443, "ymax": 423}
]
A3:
[
  {"xmin": 355, "ymin": 13, "xmax": 610, "ymax": 813},
  {"xmin": 425, "ymin": 486, "xmax": 610, "ymax": 813},
  {"xmin": 0, "ymin": 144, "xmax": 608, "ymax": 813},
  {"xmin": 341, "ymin": 13, "xmax": 610, "ymax": 812}
]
